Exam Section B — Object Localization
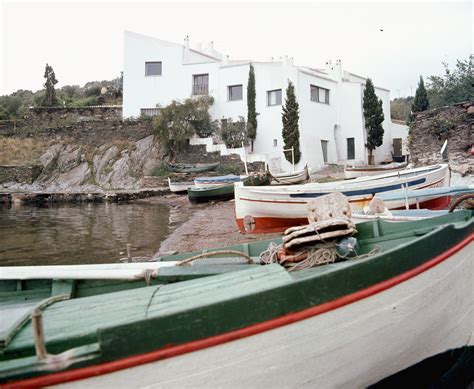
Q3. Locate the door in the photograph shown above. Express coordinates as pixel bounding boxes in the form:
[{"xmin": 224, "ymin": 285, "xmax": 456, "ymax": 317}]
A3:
[
  {"xmin": 347, "ymin": 138, "xmax": 355, "ymax": 160},
  {"xmin": 321, "ymin": 140, "xmax": 328, "ymax": 163},
  {"xmin": 393, "ymin": 138, "xmax": 402, "ymax": 157}
]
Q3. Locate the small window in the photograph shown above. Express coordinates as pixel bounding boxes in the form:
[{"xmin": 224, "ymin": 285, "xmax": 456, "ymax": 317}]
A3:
[
  {"xmin": 310, "ymin": 85, "xmax": 330, "ymax": 104},
  {"xmin": 273, "ymin": 139, "xmax": 278, "ymax": 147},
  {"xmin": 228, "ymin": 85, "xmax": 243, "ymax": 101},
  {"xmin": 267, "ymin": 89, "xmax": 282, "ymax": 106},
  {"xmin": 193, "ymin": 74, "xmax": 209, "ymax": 95},
  {"xmin": 145, "ymin": 62, "xmax": 162, "ymax": 76},
  {"xmin": 347, "ymin": 138, "xmax": 355, "ymax": 160}
]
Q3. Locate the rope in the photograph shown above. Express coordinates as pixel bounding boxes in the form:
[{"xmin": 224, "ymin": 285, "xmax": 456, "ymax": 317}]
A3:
[
  {"xmin": 449, "ymin": 193, "xmax": 474, "ymax": 212},
  {"xmin": 176, "ymin": 250, "xmax": 253, "ymax": 266},
  {"xmin": 259, "ymin": 242, "xmax": 381, "ymax": 272}
]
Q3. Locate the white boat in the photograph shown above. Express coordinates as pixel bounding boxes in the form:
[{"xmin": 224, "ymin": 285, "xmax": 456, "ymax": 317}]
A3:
[
  {"xmin": 194, "ymin": 174, "xmax": 242, "ymax": 189},
  {"xmin": 344, "ymin": 162, "xmax": 407, "ymax": 179},
  {"xmin": 235, "ymin": 164, "xmax": 450, "ymax": 233},
  {"xmin": 167, "ymin": 178, "xmax": 194, "ymax": 193},
  {"xmin": 270, "ymin": 163, "xmax": 310, "ymax": 185}
]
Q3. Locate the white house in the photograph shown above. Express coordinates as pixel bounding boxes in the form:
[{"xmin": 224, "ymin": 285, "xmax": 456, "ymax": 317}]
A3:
[{"xmin": 123, "ymin": 31, "xmax": 408, "ymax": 171}]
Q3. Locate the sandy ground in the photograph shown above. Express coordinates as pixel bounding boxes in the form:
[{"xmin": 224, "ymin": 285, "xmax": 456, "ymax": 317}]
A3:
[{"xmin": 137, "ymin": 195, "xmax": 280, "ymax": 256}]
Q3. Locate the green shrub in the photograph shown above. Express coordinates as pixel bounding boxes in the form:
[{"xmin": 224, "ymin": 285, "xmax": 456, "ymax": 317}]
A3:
[
  {"xmin": 153, "ymin": 96, "xmax": 214, "ymax": 155},
  {"xmin": 218, "ymin": 117, "xmax": 248, "ymax": 148}
]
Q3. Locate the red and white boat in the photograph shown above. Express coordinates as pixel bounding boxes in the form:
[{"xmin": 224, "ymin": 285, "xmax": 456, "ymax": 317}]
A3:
[{"xmin": 235, "ymin": 164, "xmax": 450, "ymax": 233}]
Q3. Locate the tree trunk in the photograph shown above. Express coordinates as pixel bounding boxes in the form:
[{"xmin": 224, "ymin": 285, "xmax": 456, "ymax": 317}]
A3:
[{"xmin": 368, "ymin": 150, "xmax": 375, "ymax": 165}]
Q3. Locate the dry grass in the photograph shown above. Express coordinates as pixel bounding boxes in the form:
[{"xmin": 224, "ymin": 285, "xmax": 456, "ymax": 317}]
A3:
[{"xmin": 0, "ymin": 138, "xmax": 49, "ymax": 165}]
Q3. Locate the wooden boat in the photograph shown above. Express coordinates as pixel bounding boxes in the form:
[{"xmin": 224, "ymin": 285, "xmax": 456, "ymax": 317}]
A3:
[
  {"xmin": 235, "ymin": 164, "xmax": 449, "ymax": 233},
  {"xmin": 373, "ymin": 185, "xmax": 474, "ymax": 210},
  {"xmin": 194, "ymin": 174, "xmax": 242, "ymax": 189},
  {"xmin": 188, "ymin": 183, "xmax": 236, "ymax": 203},
  {"xmin": 1, "ymin": 210, "xmax": 472, "ymax": 387},
  {"xmin": 270, "ymin": 163, "xmax": 310, "ymax": 185},
  {"xmin": 189, "ymin": 173, "xmax": 271, "ymax": 204},
  {"xmin": 344, "ymin": 162, "xmax": 407, "ymax": 179},
  {"xmin": 167, "ymin": 178, "xmax": 194, "ymax": 194},
  {"xmin": 167, "ymin": 162, "xmax": 219, "ymax": 173}
]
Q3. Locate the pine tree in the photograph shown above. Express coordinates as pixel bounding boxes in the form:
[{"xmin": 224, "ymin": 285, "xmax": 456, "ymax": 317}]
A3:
[
  {"xmin": 363, "ymin": 78, "xmax": 385, "ymax": 164},
  {"xmin": 246, "ymin": 64, "xmax": 257, "ymax": 151},
  {"xmin": 281, "ymin": 81, "xmax": 301, "ymax": 164},
  {"xmin": 42, "ymin": 64, "xmax": 59, "ymax": 106},
  {"xmin": 411, "ymin": 75, "xmax": 429, "ymax": 112}
]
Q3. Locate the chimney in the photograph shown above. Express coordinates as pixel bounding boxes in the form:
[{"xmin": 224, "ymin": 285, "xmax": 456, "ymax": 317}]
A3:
[
  {"xmin": 223, "ymin": 54, "xmax": 229, "ymax": 65},
  {"xmin": 184, "ymin": 35, "xmax": 190, "ymax": 62}
]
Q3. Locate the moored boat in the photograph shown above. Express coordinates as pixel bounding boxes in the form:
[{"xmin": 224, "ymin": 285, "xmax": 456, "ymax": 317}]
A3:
[
  {"xmin": 194, "ymin": 174, "xmax": 241, "ymax": 189},
  {"xmin": 270, "ymin": 163, "xmax": 310, "ymax": 185},
  {"xmin": 168, "ymin": 162, "xmax": 219, "ymax": 174},
  {"xmin": 235, "ymin": 164, "xmax": 449, "ymax": 233},
  {"xmin": 167, "ymin": 178, "xmax": 194, "ymax": 193},
  {"xmin": 344, "ymin": 162, "xmax": 407, "ymax": 179},
  {"xmin": 189, "ymin": 173, "xmax": 271, "ymax": 203},
  {"xmin": 0, "ymin": 210, "xmax": 472, "ymax": 387}
]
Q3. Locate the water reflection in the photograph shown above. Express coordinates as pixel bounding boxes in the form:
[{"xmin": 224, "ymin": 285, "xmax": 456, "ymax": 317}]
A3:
[{"xmin": 0, "ymin": 202, "xmax": 171, "ymax": 266}]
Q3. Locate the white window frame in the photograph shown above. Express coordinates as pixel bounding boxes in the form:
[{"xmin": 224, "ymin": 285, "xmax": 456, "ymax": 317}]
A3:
[
  {"xmin": 267, "ymin": 89, "xmax": 282, "ymax": 106},
  {"xmin": 310, "ymin": 84, "xmax": 330, "ymax": 104},
  {"xmin": 145, "ymin": 61, "xmax": 162, "ymax": 76},
  {"xmin": 228, "ymin": 84, "xmax": 243, "ymax": 101}
]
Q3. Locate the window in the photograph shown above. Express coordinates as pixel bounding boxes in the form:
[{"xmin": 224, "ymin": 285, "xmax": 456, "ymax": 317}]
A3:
[
  {"xmin": 140, "ymin": 108, "xmax": 160, "ymax": 117},
  {"xmin": 273, "ymin": 139, "xmax": 278, "ymax": 147},
  {"xmin": 145, "ymin": 62, "xmax": 162, "ymax": 76},
  {"xmin": 310, "ymin": 85, "xmax": 330, "ymax": 104},
  {"xmin": 321, "ymin": 140, "xmax": 328, "ymax": 163},
  {"xmin": 193, "ymin": 74, "xmax": 209, "ymax": 95},
  {"xmin": 228, "ymin": 85, "xmax": 243, "ymax": 101},
  {"xmin": 347, "ymin": 138, "xmax": 355, "ymax": 160},
  {"xmin": 267, "ymin": 89, "xmax": 282, "ymax": 106}
]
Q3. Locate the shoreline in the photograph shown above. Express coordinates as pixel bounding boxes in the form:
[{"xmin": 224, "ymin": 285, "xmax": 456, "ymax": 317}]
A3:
[{"xmin": 139, "ymin": 195, "xmax": 281, "ymax": 256}]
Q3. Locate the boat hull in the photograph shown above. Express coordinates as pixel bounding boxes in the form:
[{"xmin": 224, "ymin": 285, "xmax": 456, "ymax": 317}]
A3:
[
  {"xmin": 344, "ymin": 162, "xmax": 407, "ymax": 179},
  {"xmin": 188, "ymin": 184, "xmax": 235, "ymax": 203},
  {"xmin": 236, "ymin": 164, "xmax": 449, "ymax": 233},
  {"xmin": 25, "ymin": 235, "xmax": 473, "ymax": 388}
]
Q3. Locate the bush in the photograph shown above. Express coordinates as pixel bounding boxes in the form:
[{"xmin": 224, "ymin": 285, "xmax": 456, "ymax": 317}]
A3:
[
  {"xmin": 218, "ymin": 117, "xmax": 248, "ymax": 148},
  {"xmin": 153, "ymin": 96, "xmax": 214, "ymax": 154}
]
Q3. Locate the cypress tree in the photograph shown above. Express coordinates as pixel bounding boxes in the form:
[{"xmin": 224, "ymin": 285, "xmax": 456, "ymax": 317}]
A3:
[
  {"xmin": 411, "ymin": 75, "xmax": 429, "ymax": 112},
  {"xmin": 42, "ymin": 63, "xmax": 59, "ymax": 106},
  {"xmin": 282, "ymin": 81, "xmax": 301, "ymax": 164},
  {"xmin": 363, "ymin": 78, "xmax": 385, "ymax": 164},
  {"xmin": 246, "ymin": 64, "xmax": 257, "ymax": 151}
]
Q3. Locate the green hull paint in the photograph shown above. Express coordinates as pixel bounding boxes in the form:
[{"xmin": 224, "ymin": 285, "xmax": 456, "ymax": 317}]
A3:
[
  {"xmin": 188, "ymin": 173, "xmax": 271, "ymax": 204},
  {"xmin": 0, "ymin": 210, "xmax": 472, "ymax": 383}
]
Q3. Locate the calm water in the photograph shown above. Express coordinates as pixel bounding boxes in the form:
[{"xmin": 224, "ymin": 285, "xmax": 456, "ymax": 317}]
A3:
[{"xmin": 0, "ymin": 202, "xmax": 176, "ymax": 266}]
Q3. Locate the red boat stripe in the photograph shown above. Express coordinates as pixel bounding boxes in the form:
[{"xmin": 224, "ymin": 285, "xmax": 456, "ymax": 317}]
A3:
[{"xmin": 5, "ymin": 233, "xmax": 472, "ymax": 388}]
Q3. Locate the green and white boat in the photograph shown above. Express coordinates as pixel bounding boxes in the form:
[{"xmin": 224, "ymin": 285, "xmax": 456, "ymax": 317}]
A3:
[
  {"xmin": 0, "ymin": 211, "xmax": 473, "ymax": 387},
  {"xmin": 188, "ymin": 172, "xmax": 271, "ymax": 203}
]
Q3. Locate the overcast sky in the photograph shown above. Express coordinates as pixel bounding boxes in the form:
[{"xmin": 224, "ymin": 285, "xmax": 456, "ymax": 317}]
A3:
[{"xmin": 0, "ymin": 0, "xmax": 472, "ymax": 97}]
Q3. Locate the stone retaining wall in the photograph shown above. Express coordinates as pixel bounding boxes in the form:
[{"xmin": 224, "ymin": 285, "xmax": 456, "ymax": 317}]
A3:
[
  {"xmin": 0, "ymin": 165, "xmax": 43, "ymax": 184},
  {"xmin": 409, "ymin": 101, "xmax": 473, "ymax": 175}
]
